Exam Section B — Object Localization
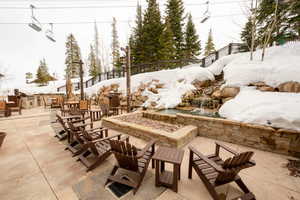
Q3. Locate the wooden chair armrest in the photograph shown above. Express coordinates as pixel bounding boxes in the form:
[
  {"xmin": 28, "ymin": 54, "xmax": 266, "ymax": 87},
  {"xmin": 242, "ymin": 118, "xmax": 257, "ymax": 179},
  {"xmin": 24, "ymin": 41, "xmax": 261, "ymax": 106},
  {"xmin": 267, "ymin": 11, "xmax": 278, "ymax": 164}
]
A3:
[
  {"xmin": 91, "ymin": 133, "xmax": 123, "ymax": 143},
  {"xmin": 137, "ymin": 139, "xmax": 157, "ymax": 159},
  {"xmin": 216, "ymin": 142, "xmax": 238, "ymax": 155},
  {"xmin": 189, "ymin": 146, "xmax": 224, "ymax": 172}
]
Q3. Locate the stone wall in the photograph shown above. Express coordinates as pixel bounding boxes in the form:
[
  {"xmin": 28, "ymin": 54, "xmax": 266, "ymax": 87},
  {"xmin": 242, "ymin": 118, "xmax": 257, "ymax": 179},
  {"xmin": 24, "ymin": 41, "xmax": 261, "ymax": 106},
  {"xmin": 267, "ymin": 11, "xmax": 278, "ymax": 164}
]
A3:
[
  {"xmin": 175, "ymin": 113, "xmax": 300, "ymax": 157},
  {"xmin": 142, "ymin": 111, "xmax": 178, "ymax": 124},
  {"xmin": 102, "ymin": 113, "xmax": 197, "ymax": 148}
]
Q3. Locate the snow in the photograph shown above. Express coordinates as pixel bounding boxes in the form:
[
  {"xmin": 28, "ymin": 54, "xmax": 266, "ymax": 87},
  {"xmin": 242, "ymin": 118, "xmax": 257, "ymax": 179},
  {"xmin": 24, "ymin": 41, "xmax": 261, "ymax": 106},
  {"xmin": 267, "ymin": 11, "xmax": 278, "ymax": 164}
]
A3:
[
  {"xmin": 85, "ymin": 64, "xmax": 215, "ymax": 109},
  {"xmin": 219, "ymin": 87, "xmax": 300, "ymax": 131},
  {"xmin": 208, "ymin": 42, "xmax": 300, "ymax": 87}
]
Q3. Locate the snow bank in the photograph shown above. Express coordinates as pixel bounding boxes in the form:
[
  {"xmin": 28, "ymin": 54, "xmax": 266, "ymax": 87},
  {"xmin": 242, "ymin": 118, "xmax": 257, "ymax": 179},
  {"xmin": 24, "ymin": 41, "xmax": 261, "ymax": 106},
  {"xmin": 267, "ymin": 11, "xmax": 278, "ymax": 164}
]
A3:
[
  {"xmin": 85, "ymin": 64, "xmax": 215, "ymax": 109},
  {"xmin": 208, "ymin": 42, "xmax": 300, "ymax": 87},
  {"xmin": 219, "ymin": 87, "xmax": 300, "ymax": 131}
]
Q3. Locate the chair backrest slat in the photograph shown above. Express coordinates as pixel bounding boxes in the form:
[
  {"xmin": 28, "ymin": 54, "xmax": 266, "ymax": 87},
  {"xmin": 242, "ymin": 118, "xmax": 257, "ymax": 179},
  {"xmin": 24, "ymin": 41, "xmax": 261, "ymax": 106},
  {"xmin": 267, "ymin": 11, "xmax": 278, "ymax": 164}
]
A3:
[
  {"xmin": 110, "ymin": 140, "xmax": 139, "ymax": 172},
  {"xmin": 216, "ymin": 151, "xmax": 254, "ymax": 183}
]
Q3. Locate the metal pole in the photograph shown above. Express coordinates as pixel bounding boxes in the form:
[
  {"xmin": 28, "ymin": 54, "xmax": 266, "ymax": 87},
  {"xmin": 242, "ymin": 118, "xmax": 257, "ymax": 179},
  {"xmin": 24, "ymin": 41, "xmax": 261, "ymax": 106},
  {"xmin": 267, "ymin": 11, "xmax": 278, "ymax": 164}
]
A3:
[{"xmin": 79, "ymin": 60, "xmax": 84, "ymax": 100}]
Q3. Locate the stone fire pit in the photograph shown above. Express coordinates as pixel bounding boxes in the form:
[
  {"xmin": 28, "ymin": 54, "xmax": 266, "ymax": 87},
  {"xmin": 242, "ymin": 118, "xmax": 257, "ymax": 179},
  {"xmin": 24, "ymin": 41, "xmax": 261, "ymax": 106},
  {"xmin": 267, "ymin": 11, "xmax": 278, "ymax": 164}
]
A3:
[{"xmin": 102, "ymin": 112, "xmax": 197, "ymax": 148}]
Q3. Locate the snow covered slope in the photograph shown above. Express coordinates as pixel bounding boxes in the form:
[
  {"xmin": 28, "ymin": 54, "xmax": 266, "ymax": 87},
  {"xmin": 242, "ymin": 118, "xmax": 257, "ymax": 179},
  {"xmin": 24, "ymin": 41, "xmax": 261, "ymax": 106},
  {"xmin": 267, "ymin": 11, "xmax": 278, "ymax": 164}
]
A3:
[
  {"xmin": 209, "ymin": 42, "xmax": 300, "ymax": 87},
  {"xmin": 219, "ymin": 87, "xmax": 300, "ymax": 131}
]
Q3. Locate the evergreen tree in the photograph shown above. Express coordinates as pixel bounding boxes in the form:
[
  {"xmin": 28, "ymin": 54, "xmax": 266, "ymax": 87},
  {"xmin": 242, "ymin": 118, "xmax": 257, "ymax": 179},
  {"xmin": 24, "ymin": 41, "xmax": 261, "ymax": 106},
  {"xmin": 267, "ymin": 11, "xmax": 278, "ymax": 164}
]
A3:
[
  {"xmin": 94, "ymin": 22, "xmax": 102, "ymax": 72},
  {"xmin": 88, "ymin": 45, "xmax": 99, "ymax": 77},
  {"xmin": 140, "ymin": 0, "xmax": 164, "ymax": 62},
  {"xmin": 131, "ymin": 3, "xmax": 144, "ymax": 64},
  {"xmin": 240, "ymin": 16, "xmax": 257, "ymax": 52},
  {"xmin": 158, "ymin": 20, "xmax": 176, "ymax": 68},
  {"xmin": 35, "ymin": 59, "xmax": 55, "ymax": 86},
  {"xmin": 256, "ymin": 0, "xmax": 299, "ymax": 46},
  {"xmin": 25, "ymin": 72, "xmax": 33, "ymax": 83},
  {"xmin": 65, "ymin": 33, "xmax": 82, "ymax": 78},
  {"xmin": 165, "ymin": 0, "xmax": 185, "ymax": 59},
  {"xmin": 204, "ymin": 29, "xmax": 216, "ymax": 56},
  {"xmin": 184, "ymin": 14, "xmax": 201, "ymax": 59},
  {"xmin": 111, "ymin": 17, "xmax": 121, "ymax": 70}
]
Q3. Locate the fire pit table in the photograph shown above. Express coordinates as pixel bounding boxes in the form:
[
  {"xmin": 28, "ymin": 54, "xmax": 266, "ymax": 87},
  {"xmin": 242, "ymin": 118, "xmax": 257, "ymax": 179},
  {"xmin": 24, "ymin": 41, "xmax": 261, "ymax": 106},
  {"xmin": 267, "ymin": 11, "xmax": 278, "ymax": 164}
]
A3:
[{"xmin": 152, "ymin": 146, "xmax": 184, "ymax": 192}]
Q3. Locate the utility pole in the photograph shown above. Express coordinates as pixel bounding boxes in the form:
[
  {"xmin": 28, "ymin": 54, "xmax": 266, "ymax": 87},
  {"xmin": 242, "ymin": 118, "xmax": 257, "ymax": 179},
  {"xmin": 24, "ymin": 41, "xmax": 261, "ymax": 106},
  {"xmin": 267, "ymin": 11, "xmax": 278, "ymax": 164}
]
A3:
[{"xmin": 121, "ymin": 46, "xmax": 131, "ymax": 113}]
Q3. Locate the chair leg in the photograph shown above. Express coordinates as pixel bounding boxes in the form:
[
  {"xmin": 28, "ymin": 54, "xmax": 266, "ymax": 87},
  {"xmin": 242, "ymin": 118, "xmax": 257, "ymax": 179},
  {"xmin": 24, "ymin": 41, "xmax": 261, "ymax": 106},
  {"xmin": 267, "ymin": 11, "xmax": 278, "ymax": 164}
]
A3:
[
  {"xmin": 105, "ymin": 165, "xmax": 118, "ymax": 185},
  {"xmin": 188, "ymin": 150, "xmax": 193, "ymax": 179},
  {"xmin": 235, "ymin": 177, "xmax": 250, "ymax": 194}
]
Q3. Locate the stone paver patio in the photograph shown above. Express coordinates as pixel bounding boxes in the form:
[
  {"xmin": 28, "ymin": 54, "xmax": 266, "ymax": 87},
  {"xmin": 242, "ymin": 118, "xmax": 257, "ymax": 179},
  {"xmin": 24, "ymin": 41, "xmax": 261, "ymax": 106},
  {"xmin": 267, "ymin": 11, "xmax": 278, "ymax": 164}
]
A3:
[{"xmin": 0, "ymin": 107, "xmax": 299, "ymax": 200}]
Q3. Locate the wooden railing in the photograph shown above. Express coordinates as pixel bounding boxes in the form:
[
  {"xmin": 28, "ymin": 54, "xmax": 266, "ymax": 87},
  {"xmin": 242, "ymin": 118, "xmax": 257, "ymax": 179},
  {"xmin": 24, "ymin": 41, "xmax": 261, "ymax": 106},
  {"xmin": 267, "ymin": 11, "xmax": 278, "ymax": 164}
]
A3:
[{"xmin": 57, "ymin": 43, "xmax": 242, "ymax": 92}]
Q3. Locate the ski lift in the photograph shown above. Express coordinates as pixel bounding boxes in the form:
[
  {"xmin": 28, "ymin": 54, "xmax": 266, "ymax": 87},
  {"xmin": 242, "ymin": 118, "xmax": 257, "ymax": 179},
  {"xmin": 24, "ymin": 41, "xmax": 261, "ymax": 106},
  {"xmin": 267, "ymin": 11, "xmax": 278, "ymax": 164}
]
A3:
[
  {"xmin": 45, "ymin": 23, "xmax": 56, "ymax": 42},
  {"xmin": 200, "ymin": 1, "xmax": 211, "ymax": 23},
  {"xmin": 28, "ymin": 4, "xmax": 42, "ymax": 32}
]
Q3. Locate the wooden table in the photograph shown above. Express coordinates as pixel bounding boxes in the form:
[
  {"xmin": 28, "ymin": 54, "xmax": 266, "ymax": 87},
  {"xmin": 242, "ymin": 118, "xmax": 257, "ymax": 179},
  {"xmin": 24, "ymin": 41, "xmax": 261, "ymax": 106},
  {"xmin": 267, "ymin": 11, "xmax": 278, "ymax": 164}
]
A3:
[{"xmin": 152, "ymin": 146, "xmax": 184, "ymax": 193}]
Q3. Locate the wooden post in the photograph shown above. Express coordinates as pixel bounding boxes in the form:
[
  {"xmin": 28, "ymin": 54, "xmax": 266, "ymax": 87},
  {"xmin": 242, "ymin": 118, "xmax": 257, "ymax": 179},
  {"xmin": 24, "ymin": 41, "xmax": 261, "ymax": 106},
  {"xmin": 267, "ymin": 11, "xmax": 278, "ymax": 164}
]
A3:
[
  {"xmin": 122, "ymin": 46, "xmax": 131, "ymax": 113},
  {"xmin": 79, "ymin": 59, "xmax": 84, "ymax": 100}
]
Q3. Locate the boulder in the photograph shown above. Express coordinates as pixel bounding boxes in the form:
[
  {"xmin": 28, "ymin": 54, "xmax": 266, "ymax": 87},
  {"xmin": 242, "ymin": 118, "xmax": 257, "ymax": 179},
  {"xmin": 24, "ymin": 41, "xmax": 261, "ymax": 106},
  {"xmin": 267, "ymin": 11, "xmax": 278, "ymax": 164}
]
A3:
[
  {"xmin": 222, "ymin": 97, "xmax": 233, "ymax": 104},
  {"xmin": 278, "ymin": 81, "xmax": 300, "ymax": 93},
  {"xmin": 155, "ymin": 83, "xmax": 164, "ymax": 89},
  {"xmin": 220, "ymin": 87, "xmax": 240, "ymax": 98},
  {"xmin": 149, "ymin": 87, "xmax": 158, "ymax": 94},
  {"xmin": 258, "ymin": 86, "xmax": 274, "ymax": 92},
  {"xmin": 150, "ymin": 101, "xmax": 157, "ymax": 107},
  {"xmin": 192, "ymin": 80, "xmax": 211, "ymax": 89},
  {"xmin": 249, "ymin": 81, "xmax": 267, "ymax": 87},
  {"xmin": 211, "ymin": 89, "xmax": 222, "ymax": 99}
]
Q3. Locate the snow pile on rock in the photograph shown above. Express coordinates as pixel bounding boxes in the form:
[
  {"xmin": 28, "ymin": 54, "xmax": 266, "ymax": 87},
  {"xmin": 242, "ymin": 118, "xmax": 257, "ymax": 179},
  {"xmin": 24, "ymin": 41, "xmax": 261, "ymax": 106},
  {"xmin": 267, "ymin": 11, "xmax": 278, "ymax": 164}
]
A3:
[
  {"xmin": 209, "ymin": 42, "xmax": 300, "ymax": 88},
  {"xmin": 219, "ymin": 87, "xmax": 300, "ymax": 131},
  {"xmin": 86, "ymin": 65, "xmax": 215, "ymax": 109}
]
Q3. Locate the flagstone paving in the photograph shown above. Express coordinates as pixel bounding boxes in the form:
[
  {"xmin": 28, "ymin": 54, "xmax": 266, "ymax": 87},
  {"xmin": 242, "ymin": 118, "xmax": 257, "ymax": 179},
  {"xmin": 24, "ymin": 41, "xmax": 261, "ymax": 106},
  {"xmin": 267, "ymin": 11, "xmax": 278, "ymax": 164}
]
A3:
[{"xmin": 0, "ymin": 107, "xmax": 299, "ymax": 200}]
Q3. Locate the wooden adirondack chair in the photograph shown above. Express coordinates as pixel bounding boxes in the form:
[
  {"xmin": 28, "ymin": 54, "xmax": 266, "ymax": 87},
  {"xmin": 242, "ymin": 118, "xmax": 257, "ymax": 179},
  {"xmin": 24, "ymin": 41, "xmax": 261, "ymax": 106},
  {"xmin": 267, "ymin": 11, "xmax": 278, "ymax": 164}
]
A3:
[
  {"xmin": 105, "ymin": 139, "xmax": 157, "ymax": 195},
  {"xmin": 55, "ymin": 114, "xmax": 81, "ymax": 140},
  {"xmin": 66, "ymin": 120, "xmax": 108, "ymax": 155},
  {"xmin": 10, "ymin": 99, "xmax": 22, "ymax": 115},
  {"xmin": 0, "ymin": 100, "xmax": 10, "ymax": 117},
  {"xmin": 188, "ymin": 142, "xmax": 256, "ymax": 200},
  {"xmin": 77, "ymin": 132, "xmax": 129, "ymax": 172}
]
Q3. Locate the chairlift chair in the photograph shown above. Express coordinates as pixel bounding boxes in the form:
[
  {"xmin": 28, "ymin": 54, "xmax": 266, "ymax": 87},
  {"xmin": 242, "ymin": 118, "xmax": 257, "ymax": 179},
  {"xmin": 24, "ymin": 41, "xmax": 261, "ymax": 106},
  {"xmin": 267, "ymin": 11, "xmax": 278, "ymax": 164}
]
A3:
[
  {"xmin": 45, "ymin": 23, "xmax": 56, "ymax": 42},
  {"xmin": 200, "ymin": 1, "xmax": 211, "ymax": 23},
  {"xmin": 28, "ymin": 4, "xmax": 42, "ymax": 32}
]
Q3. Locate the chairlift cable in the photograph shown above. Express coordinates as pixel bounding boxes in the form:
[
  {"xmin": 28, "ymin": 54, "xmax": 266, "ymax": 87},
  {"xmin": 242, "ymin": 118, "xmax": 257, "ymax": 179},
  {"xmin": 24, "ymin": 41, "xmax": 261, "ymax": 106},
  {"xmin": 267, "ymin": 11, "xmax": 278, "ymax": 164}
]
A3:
[{"xmin": 0, "ymin": 0, "xmax": 251, "ymax": 9}]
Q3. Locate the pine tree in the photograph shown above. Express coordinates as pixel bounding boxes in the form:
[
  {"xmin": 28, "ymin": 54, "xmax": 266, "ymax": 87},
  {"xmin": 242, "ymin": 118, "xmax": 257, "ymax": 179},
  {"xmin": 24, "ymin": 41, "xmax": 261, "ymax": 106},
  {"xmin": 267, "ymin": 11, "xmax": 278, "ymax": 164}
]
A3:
[
  {"xmin": 88, "ymin": 45, "xmax": 99, "ymax": 77},
  {"xmin": 240, "ymin": 16, "xmax": 257, "ymax": 52},
  {"xmin": 140, "ymin": 0, "xmax": 164, "ymax": 62},
  {"xmin": 204, "ymin": 29, "xmax": 216, "ymax": 56},
  {"xmin": 65, "ymin": 33, "xmax": 82, "ymax": 79},
  {"xmin": 131, "ymin": 3, "xmax": 144, "ymax": 64},
  {"xmin": 94, "ymin": 22, "xmax": 102, "ymax": 72},
  {"xmin": 111, "ymin": 17, "xmax": 121, "ymax": 70},
  {"xmin": 25, "ymin": 72, "xmax": 33, "ymax": 83},
  {"xmin": 35, "ymin": 58, "xmax": 55, "ymax": 86},
  {"xmin": 184, "ymin": 14, "xmax": 201, "ymax": 59},
  {"xmin": 165, "ymin": 0, "xmax": 185, "ymax": 59},
  {"xmin": 158, "ymin": 20, "xmax": 176, "ymax": 68}
]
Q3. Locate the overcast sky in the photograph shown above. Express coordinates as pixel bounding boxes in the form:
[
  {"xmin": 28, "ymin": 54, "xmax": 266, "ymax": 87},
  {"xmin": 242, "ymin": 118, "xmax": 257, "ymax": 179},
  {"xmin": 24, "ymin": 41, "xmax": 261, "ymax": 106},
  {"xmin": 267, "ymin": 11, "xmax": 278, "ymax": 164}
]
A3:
[{"xmin": 0, "ymin": 0, "xmax": 250, "ymax": 88}]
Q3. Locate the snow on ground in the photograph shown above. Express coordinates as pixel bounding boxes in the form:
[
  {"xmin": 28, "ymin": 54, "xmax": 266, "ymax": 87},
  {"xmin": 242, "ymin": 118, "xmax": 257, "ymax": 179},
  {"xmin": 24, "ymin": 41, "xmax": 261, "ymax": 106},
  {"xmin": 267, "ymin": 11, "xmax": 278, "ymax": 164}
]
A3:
[
  {"xmin": 219, "ymin": 87, "xmax": 300, "ymax": 131},
  {"xmin": 209, "ymin": 42, "xmax": 300, "ymax": 87},
  {"xmin": 85, "ymin": 64, "xmax": 215, "ymax": 108}
]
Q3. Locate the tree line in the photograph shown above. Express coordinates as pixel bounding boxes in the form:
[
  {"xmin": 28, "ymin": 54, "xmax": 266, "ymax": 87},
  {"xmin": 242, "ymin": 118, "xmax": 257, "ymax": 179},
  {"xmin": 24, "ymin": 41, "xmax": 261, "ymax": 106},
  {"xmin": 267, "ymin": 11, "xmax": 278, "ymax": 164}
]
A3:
[{"xmin": 240, "ymin": 0, "xmax": 300, "ymax": 52}]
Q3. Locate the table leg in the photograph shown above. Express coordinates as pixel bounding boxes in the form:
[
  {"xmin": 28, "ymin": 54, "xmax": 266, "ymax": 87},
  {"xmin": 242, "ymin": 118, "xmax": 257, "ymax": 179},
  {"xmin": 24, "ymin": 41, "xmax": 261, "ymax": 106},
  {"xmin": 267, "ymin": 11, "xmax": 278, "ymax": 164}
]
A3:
[
  {"xmin": 173, "ymin": 164, "xmax": 178, "ymax": 192},
  {"xmin": 160, "ymin": 161, "xmax": 165, "ymax": 172},
  {"xmin": 178, "ymin": 164, "xmax": 181, "ymax": 180},
  {"xmin": 155, "ymin": 160, "xmax": 160, "ymax": 187}
]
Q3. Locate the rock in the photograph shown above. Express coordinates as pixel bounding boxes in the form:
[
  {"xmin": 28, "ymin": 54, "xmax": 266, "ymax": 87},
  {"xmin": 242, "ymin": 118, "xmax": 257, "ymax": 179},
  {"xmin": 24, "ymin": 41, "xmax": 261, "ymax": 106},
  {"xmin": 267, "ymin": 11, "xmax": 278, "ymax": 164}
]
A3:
[
  {"xmin": 278, "ymin": 81, "xmax": 300, "ymax": 93},
  {"xmin": 149, "ymin": 87, "xmax": 158, "ymax": 94},
  {"xmin": 249, "ymin": 81, "xmax": 266, "ymax": 87},
  {"xmin": 150, "ymin": 101, "xmax": 157, "ymax": 107},
  {"xmin": 178, "ymin": 78, "xmax": 185, "ymax": 83},
  {"xmin": 220, "ymin": 87, "xmax": 240, "ymax": 98},
  {"xmin": 222, "ymin": 97, "xmax": 233, "ymax": 103},
  {"xmin": 204, "ymin": 87, "xmax": 214, "ymax": 95},
  {"xmin": 259, "ymin": 86, "xmax": 274, "ymax": 92},
  {"xmin": 192, "ymin": 80, "xmax": 211, "ymax": 88},
  {"xmin": 155, "ymin": 83, "xmax": 164, "ymax": 89},
  {"xmin": 212, "ymin": 89, "xmax": 222, "ymax": 99}
]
